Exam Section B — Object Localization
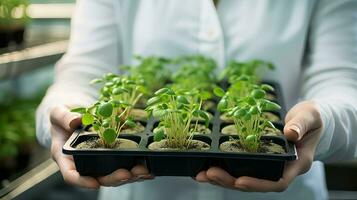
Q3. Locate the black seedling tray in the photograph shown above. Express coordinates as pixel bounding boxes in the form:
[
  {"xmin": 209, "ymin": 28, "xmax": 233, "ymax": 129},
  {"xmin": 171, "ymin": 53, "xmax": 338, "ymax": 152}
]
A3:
[{"xmin": 63, "ymin": 81, "xmax": 297, "ymax": 181}]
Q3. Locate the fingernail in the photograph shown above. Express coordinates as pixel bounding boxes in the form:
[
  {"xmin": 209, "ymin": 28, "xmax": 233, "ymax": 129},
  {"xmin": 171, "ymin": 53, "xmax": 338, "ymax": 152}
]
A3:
[
  {"xmin": 289, "ymin": 125, "xmax": 301, "ymax": 140},
  {"xmin": 120, "ymin": 179, "xmax": 130, "ymax": 182}
]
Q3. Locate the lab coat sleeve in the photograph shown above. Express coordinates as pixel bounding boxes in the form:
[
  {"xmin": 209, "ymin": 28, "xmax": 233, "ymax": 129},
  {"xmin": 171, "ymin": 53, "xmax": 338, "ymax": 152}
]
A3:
[
  {"xmin": 36, "ymin": 0, "xmax": 121, "ymax": 147},
  {"xmin": 301, "ymin": 0, "xmax": 357, "ymax": 162}
]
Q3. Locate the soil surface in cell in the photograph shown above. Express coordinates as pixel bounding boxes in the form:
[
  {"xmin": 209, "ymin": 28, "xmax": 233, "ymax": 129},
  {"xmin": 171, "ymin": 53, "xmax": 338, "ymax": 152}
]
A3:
[
  {"xmin": 131, "ymin": 108, "xmax": 148, "ymax": 120},
  {"xmin": 76, "ymin": 138, "xmax": 138, "ymax": 149},
  {"xmin": 148, "ymin": 139, "xmax": 210, "ymax": 151},
  {"xmin": 120, "ymin": 122, "xmax": 146, "ymax": 134},
  {"xmin": 221, "ymin": 124, "xmax": 282, "ymax": 136},
  {"xmin": 220, "ymin": 140, "xmax": 285, "ymax": 154},
  {"xmin": 153, "ymin": 124, "xmax": 211, "ymax": 135}
]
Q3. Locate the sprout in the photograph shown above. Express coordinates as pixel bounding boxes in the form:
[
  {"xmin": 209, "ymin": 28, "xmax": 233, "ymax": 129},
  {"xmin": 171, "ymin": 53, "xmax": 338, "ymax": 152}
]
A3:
[
  {"xmin": 71, "ymin": 74, "xmax": 147, "ymax": 147},
  {"xmin": 146, "ymin": 87, "xmax": 210, "ymax": 149},
  {"xmin": 220, "ymin": 60, "xmax": 274, "ymax": 84},
  {"xmin": 219, "ymin": 83, "xmax": 281, "ymax": 152}
]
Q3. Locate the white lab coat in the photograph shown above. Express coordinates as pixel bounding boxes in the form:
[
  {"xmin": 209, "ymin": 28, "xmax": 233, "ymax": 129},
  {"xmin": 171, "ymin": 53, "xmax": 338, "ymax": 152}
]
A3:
[{"xmin": 36, "ymin": 0, "xmax": 357, "ymax": 199}]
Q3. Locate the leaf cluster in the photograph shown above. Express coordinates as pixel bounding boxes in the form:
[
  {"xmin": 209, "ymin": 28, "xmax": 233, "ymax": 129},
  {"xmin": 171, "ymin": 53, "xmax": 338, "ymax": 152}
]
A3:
[
  {"xmin": 72, "ymin": 75, "xmax": 147, "ymax": 147},
  {"xmin": 146, "ymin": 87, "xmax": 210, "ymax": 149}
]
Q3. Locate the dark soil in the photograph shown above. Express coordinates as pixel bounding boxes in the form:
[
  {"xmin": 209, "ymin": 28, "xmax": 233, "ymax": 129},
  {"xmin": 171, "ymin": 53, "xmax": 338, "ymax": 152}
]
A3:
[
  {"xmin": 130, "ymin": 108, "xmax": 148, "ymax": 120},
  {"xmin": 263, "ymin": 112, "xmax": 281, "ymax": 122},
  {"xmin": 148, "ymin": 139, "xmax": 210, "ymax": 151},
  {"xmin": 220, "ymin": 140, "xmax": 285, "ymax": 154},
  {"xmin": 153, "ymin": 124, "xmax": 211, "ymax": 135},
  {"xmin": 221, "ymin": 124, "xmax": 282, "ymax": 136},
  {"xmin": 120, "ymin": 122, "xmax": 145, "ymax": 134},
  {"xmin": 76, "ymin": 138, "xmax": 138, "ymax": 149}
]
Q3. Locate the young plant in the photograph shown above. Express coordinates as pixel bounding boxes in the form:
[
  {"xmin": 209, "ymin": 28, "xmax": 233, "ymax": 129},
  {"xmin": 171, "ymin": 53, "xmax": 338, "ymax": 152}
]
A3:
[
  {"xmin": 72, "ymin": 74, "xmax": 147, "ymax": 147},
  {"xmin": 171, "ymin": 55, "xmax": 217, "ymax": 97},
  {"xmin": 121, "ymin": 55, "xmax": 172, "ymax": 94},
  {"xmin": 214, "ymin": 75, "xmax": 275, "ymax": 109},
  {"xmin": 146, "ymin": 87, "xmax": 210, "ymax": 149},
  {"xmin": 220, "ymin": 60, "xmax": 274, "ymax": 84},
  {"xmin": 217, "ymin": 86, "xmax": 281, "ymax": 152}
]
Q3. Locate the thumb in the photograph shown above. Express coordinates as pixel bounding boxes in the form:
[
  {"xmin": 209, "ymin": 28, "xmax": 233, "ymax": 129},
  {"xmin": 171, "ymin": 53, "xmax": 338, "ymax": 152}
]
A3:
[
  {"xmin": 284, "ymin": 104, "xmax": 322, "ymax": 143},
  {"xmin": 50, "ymin": 105, "xmax": 82, "ymax": 132}
]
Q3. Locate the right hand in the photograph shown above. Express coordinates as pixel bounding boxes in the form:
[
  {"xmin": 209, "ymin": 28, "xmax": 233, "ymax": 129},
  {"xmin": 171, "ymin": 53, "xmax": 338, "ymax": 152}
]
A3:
[{"xmin": 50, "ymin": 105, "xmax": 153, "ymax": 189}]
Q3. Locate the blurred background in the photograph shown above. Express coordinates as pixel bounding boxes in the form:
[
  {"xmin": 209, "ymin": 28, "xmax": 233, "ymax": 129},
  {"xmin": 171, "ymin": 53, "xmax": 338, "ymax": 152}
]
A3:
[{"xmin": 0, "ymin": 1, "xmax": 356, "ymax": 200}]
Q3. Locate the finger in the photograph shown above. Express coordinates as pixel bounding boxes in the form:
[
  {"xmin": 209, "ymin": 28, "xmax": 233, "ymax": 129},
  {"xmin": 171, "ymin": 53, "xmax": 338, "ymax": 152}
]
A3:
[
  {"xmin": 195, "ymin": 171, "xmax": 210, "ymax": 182},
  {"xmin": 206, "ymin": 167, "xmax": 236, "ymax": 188},
  {"xmin": 51, "ymin": 125, "xmax": 99, "ymax": 189},
  {"xmin": 235, "ymin": 161, "xmax": 301, "ymax": 192},
  {"xmin": 284, "ymin": 110, "xmax": 321, "ymax": 143},
  {"xmin": 97, "ymin": 169, "xmax": 133, "ymax": 187},
  {"xmin": 131, "ymin": 165, "xmax": 153, "ymax": 179},
  {"xmin": 58, "ymin": 155, "xmax": 100, "ymax": 189},
  {"xmin": 50, "ymin": 105, "xmax": 82, "ymax": 132}
]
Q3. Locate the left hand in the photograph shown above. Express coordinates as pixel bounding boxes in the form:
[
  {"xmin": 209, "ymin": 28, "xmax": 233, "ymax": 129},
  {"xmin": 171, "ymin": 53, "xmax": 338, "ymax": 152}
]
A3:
[{"xmin": 195, "ymin": 101, "xmax": 323, "ymax": 192}]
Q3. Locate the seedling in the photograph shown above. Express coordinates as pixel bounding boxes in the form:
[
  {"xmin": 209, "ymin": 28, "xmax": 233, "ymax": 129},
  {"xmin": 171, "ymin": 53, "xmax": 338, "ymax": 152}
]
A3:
[
  {"xmin": 121, "ymin": 55, "xmax": 172, "ymax": 94},
  {"xmin": 220, "ymin": 60, "xmax": 274, "ymax": 84},
  {"xmin": 146, "ymin": 87, "xmax": 210, "ymax": 149},
  {"xmin": 72, "ymin": 74, "xmax": 147, "ymax": 147},
  {"xmin": 214, "ymin": 75, "xmax": 275, "ymax": 109},
  {"xmin": 217, "ymin": 86, "xmax": 281, "ymax": 152},
  {"xmin": 171, "ymin": 55, "xmax": 217, "ymax": 97}
]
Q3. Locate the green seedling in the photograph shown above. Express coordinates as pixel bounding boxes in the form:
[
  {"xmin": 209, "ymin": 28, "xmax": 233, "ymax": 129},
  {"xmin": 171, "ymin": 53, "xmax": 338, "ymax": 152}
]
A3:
[
  {"xmin": 121, "ymin": 55, "xmax": 172, "ymax": 94},
  {"xmin": 218, "ymin": 86, "xmax": 281, "ymax": 152},
  {"xmin": 171, "ymin": 55, "xmax": 217, "ymax": 97},
  {"xmin": 214, "ymin": 75, "xmax": 275, "ymax": 109},
  {"xmin": 146, "ymin": 87, "xmax": 210, "ymax": 149},
  {"xmin": 72, "ymin": 74, "xmax": 147, "ymax": 147},
  {"xmin": 220, "ymin": 60, "xmax": 274, "ymax": 84}
]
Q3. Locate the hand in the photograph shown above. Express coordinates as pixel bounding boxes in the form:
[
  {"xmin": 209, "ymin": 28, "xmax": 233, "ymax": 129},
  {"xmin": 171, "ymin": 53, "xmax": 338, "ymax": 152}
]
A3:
[
  {"xmin": 50, "ymin": 105, "xmax": 153, "ymax": 189},
  {"xmin": 195, "ymin": 101, "xmax": 323, "ymax": 192}
]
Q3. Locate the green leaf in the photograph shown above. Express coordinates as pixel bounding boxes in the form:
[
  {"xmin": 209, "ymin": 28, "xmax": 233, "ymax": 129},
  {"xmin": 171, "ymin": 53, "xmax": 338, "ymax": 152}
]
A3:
[
  {"xmin": 246, "ymin": 97, "xmax": 256, "ymax": 106},
  {"xmin": 154, "ymin": 88, "xmax": 170, "ymax": 95},
  {"xmin": 245, "ymin": 134, "xmax": 257, "ymax": 142},
  {"xmin": 193, "ymin": 110, "xmax": 210, "ymax": 121},
  {"xmin": 217, "ymin": 99, "xmax": 228, "ymax": 112},
  {"xmin": 248, "ymin": 106, "xmax": 259, "ymax": 115},
  {"xmin": 124, "ymin": 119, "xmax": 136, "ymax": 128},
  {"xmin": 261, "ymin": 84, "xmax": 275, "ymax": 92},
  {"xmin": 213, "ymin": 87, "xmax": 225, "ymax": 97},
  {"xmin": 93, "ymin": 123, "xmax": 100, "ymax": 131},
  {"xmin": 90, "ymin": 78, "xmax": 102, "ymax": 84},
  {"xmin": 103, "ymin": 128, "xmax": 117, "ymax": 144},
  {"xmin": 243, "ymin": 113, "xmax": 252, "ymax": 120},
  {"xmin": 82, "ymin": 113, "xmax": 94, "ymax": 125},
  {"xmin": 251, "ymin": 89, "xmax": 266, "ymax": 99},
  {"xmin": 154, "ymin": 128, "xmax": 165, "ymax": 142},
  {"xmin": 113, "ymin": 87, "xmax": 129, "ymax": 95},
  {"xmin": 153, "ymin": 109, "xmax": 167, "ymax": 118},
  {"xmin": 102, "ymin": 120, "xmax": 110, "ymax": 128},
  {"xmin": 200, "ymin": 91, "xmax": 212, "ymax": 100},
  {"xmin": 147, "ymin": 96, "xmax": 161, "ymax": 106},
  {"xmin": 70, "ymin": 107, "xmax": 86, "ymax": 114},
  {"xmin": 263, "ymin": 101, "xmax": 281, "ymax": 111},
  {"xmin": 136, "ymin": 85, "xmax": 148, "ymax": 94},
  {"xmin": 98, "ymin": 102, "xmax": 113, "ymax": 118},
  {"xmin": 177, "ymin": 95, "xmax": 189, "ymax": 105},
  {"xmin": 234, "ymin": 108, "xmax": 247, "ymax": 118}
]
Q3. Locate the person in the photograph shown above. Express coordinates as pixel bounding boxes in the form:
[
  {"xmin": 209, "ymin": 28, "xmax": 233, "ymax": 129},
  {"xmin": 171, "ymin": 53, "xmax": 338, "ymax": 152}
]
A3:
[{"xmin": 36, "ymin": 1, "xmax": 357, "ymax": 200}]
